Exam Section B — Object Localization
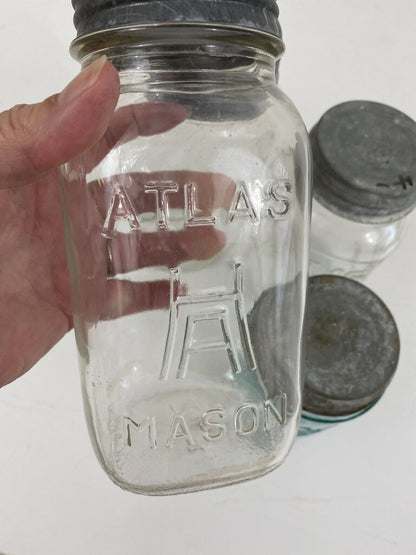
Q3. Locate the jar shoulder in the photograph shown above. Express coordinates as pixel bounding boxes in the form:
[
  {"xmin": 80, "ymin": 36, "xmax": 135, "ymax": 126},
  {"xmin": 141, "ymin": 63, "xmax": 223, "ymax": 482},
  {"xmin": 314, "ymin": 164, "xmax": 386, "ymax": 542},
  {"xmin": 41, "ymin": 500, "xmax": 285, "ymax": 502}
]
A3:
[
  {"xmin": 254, "ymin": 85, "xmax": 311, "ymax": 154},
  {"xmin": 100, "ymin": 82, "xmax": 311, "ymax": 183},
  {"xmin": 265, "ymin": 85, "xmax": 308, "ymax": 130},
  {"xmin": 117, "ymin": 81, "xmax": 309, "ymax": 146}
]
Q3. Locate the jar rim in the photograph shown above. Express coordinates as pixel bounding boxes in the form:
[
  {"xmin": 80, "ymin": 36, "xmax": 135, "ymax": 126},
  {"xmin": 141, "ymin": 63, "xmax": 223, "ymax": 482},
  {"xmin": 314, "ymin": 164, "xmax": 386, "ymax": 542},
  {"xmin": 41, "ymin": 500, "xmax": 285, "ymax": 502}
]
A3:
[{"xmin": 70, "ymin": 22, "xmax": 285, "ymax": 61}]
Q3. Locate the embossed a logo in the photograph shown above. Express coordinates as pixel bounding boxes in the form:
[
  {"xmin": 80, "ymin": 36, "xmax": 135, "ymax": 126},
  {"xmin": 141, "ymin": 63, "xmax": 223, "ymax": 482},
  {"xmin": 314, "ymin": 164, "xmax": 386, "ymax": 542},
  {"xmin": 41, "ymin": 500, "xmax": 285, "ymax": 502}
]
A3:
[{"xmin": 160, "ymin": 263, "xmax": 257, "ymax": 380}]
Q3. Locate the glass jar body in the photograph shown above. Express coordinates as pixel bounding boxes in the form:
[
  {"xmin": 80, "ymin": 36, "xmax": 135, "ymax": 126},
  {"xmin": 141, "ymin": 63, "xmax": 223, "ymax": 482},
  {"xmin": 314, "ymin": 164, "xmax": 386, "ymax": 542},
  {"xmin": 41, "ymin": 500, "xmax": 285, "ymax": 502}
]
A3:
[
  {"xmin": 298, "ymin": 404, "xmax": 377, "ymax": 436},
  {"xmin": 309, "ymin": 199, "xmax": 407, "ymax": 280},
  {"xmin": 60, "ymin": 33, "xmax": 311, "ymax": 494}
]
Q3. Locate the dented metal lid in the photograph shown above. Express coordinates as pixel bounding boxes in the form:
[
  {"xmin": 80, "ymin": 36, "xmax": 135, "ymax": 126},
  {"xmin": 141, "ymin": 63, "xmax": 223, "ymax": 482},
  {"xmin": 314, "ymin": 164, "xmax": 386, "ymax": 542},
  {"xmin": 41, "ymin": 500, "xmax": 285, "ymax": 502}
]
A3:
[
  {"xmin": 310, "ymin": 101, "xmax": 416, "ymax": 223},
  {"xmin": 303, "ymin": 275, "xmax": 400, "ymax": 417}
]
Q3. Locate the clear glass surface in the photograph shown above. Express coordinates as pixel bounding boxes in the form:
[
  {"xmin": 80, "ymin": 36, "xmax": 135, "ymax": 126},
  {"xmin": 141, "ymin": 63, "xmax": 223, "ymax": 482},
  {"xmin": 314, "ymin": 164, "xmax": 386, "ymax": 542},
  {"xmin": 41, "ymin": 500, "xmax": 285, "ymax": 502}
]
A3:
[
  {"xmin": 309, "ymin": 199, "xmax": 407, "ymax": 280},
  {"xmin": 298, "ymin": 401, "xmax": 378, "ymax": 436},
  {"xmin": 60, "ymin": 32, "xmax": 311, "ymax": 494}
]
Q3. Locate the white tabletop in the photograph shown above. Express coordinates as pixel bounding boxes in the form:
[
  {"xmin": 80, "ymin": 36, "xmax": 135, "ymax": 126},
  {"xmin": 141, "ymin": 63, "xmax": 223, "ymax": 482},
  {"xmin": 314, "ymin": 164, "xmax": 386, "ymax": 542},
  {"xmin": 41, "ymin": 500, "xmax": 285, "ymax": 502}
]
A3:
[{"xmin": 1, "ymin": 1, "xmax": 415, "ymax": 554}]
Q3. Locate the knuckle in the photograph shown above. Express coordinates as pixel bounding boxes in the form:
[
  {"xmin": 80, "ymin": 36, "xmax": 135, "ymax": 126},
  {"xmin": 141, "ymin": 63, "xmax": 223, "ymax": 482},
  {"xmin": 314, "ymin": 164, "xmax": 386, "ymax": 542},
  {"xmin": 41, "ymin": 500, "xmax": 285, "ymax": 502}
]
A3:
[
  {"xmin": 0, "ymin": 103, "xmax": 35, "ymax": 143},
  {"xmin": 0, "ymin": 97, "xmax": 57, "ymax": 179}
]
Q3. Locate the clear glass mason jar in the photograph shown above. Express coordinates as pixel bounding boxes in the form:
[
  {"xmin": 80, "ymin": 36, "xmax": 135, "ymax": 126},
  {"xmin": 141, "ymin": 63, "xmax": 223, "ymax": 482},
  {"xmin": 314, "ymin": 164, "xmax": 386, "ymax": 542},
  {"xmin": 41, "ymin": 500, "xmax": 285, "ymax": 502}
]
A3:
[
  {"xmin": 60, "ymin": 0, "xmax": 311, "ymax": 495},
  {"xmin": 309, "ymin": 101, "xmax": 416, "ymax": 280}
]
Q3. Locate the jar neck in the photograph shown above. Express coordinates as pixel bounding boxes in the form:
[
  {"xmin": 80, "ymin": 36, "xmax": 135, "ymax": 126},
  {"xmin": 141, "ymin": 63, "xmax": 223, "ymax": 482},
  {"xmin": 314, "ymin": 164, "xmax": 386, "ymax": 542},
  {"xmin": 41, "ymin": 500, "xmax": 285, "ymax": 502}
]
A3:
[{"xmin": 71, "ymin": 24, "xmax": 283, "ymax": 87}]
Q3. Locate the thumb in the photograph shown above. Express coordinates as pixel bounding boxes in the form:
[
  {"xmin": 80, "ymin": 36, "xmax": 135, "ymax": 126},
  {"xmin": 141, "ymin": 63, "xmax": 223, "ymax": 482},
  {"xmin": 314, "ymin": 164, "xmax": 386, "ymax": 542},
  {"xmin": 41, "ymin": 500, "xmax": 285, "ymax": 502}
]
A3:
[{"xmin": 0, "ymin": 56, "xmax": 120, "ymax": 188}]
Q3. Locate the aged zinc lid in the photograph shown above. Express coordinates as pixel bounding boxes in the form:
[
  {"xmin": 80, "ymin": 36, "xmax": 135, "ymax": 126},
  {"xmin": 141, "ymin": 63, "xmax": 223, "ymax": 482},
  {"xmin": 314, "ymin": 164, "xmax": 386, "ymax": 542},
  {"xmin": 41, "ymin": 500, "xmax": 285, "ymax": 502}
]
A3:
[
  {"xmin": 72, "ymin": 0, "xmax": 282, "ymax": 39},
  {"xmin": 303, "ymin": 275, "xmax": 400, "ymax": 417},
  {"xmin": 310, "ymin": 100, "xmax": 416, "ymax": 223}
]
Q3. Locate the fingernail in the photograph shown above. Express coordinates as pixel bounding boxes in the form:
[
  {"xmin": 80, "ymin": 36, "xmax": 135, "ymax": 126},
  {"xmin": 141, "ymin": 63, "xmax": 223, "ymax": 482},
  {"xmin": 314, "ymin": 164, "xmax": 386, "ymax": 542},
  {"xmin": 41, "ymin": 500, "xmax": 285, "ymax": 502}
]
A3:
[{"xmin": 59, "ymin": 56, "xmax": 107, "ymax": 105}]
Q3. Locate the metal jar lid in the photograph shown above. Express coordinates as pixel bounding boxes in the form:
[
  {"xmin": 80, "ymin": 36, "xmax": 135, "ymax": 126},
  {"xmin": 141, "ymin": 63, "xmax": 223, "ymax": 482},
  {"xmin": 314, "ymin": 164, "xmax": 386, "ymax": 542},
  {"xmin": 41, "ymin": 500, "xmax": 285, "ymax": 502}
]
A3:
[
  {"xmin": 303, "ymin": 275, "xmax": 400, "ymax": 417},
  {"xmin": 310, "ymin": 100, "xmax": 416, "ymax": 223},
  {"xmin": 71, "ymin": 0, "xmax": 282, "ymax": 40}
]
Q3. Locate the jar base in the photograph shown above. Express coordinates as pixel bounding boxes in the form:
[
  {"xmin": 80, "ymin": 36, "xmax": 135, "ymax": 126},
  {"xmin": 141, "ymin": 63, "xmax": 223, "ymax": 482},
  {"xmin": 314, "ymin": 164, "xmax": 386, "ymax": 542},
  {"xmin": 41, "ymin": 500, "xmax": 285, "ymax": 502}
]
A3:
[{"xmin": 103, "ymin": 457, "xmax": 286, "ymax": 496}]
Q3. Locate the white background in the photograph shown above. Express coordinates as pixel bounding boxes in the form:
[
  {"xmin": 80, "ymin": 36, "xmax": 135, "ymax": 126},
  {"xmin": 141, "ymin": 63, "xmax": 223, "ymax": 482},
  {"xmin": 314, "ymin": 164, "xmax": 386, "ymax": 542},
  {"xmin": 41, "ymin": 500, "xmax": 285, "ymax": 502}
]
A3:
[{"xmin": 1, "ymin": 1, "xmax": 416, "ymax": 554}]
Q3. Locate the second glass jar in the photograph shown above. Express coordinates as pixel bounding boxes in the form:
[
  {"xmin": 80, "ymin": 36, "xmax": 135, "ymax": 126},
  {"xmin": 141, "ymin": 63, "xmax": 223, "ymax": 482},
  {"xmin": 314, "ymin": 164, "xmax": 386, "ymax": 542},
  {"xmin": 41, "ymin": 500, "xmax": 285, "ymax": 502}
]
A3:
[{"xmin": 309, "ymin": 101, "xmax": 416, "ymax": 280}]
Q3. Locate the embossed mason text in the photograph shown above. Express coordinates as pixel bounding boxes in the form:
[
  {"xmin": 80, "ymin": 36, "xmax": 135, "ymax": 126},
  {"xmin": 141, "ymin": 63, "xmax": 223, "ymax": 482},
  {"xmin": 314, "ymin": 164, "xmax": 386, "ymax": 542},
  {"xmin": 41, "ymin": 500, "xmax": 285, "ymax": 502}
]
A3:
[{"xmin": 124, "ymin": 396, "xmax": 287, "ymax": 450}]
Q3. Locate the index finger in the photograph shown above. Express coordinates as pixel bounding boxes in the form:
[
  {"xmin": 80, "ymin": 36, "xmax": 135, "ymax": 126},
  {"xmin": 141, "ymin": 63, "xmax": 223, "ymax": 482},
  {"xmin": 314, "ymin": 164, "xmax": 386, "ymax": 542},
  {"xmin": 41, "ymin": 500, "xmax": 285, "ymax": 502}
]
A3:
[{"xmin": 87, "ymin": 102, "xmax": 189, "ymax": 171}]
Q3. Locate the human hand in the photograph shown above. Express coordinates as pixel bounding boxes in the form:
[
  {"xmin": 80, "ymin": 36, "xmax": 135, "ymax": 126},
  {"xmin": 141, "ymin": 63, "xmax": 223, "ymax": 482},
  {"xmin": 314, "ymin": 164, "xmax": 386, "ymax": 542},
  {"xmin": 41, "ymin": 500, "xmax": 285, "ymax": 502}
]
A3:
[
  {"xmin": 0, "ymin": 57, "xmax": 230, "ymax": 387},
  {"xmin": 0, "ymin": 57, "xmax": 193, "ymax": 387},
  {"xmin": 0, "ymin": 58, "xmax": 120, "ymax": 386}
]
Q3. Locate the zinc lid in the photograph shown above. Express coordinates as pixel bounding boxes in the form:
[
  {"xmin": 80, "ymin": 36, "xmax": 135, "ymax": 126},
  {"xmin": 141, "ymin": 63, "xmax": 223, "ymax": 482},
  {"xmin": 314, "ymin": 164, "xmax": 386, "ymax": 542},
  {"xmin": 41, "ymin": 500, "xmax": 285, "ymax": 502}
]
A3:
[
  {"xmin": 72, "ymin": 0, "xmax": 282, "ymax": 39},
  {"xmin": 311, "ymin": 100, "xmax": 416, "ymax": 223},
  {"xmin": 303, "ymin": 275, "xmax": 400, "ymax": 417}
]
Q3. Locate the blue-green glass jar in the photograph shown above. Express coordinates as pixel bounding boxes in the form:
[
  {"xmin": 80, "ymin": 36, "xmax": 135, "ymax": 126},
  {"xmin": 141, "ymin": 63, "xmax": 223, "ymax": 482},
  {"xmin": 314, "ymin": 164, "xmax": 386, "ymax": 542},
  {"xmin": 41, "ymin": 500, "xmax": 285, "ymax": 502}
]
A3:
[{"xmin": 299, "ymin": 275, "xmax": 400, "ymax": 436}]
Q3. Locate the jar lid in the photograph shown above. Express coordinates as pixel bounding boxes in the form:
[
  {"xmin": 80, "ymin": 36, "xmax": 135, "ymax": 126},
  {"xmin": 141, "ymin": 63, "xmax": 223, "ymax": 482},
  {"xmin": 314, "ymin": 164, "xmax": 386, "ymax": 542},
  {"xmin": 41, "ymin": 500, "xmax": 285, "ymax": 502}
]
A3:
[
  {"xmin": 310, "ymin": 101, "xmax": 416, "ymax": 223},
  {"xmin": 303, "ymin": 275, "xmax": 400, "ymax": 417},
  {"xmin": 72, "ymin": 0, "xmax": 282, "ymax": 39}
]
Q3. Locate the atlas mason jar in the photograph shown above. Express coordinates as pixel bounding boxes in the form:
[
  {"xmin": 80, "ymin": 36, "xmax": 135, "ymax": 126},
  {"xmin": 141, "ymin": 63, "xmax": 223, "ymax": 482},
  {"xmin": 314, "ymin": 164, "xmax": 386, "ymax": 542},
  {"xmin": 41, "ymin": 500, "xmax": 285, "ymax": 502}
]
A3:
[{"xmin": 60, "ymin": 0, "xmax": 311, "ymax": 494}]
